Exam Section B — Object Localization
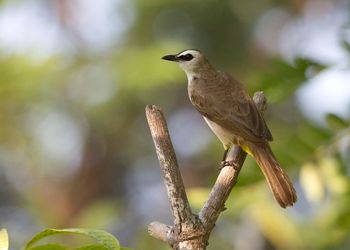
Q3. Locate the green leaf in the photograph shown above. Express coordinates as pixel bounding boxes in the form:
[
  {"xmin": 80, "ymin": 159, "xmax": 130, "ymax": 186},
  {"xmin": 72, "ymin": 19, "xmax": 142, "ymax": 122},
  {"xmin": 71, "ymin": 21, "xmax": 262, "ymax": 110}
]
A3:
[
  {"xmin": 0, "ymin": 229, "xmax": 9, "ymax": 250},
  {"xmin": 73, "ymin": 244, "xmax": 108, "ymax": 250},
  {"xmin": 294, "ymin": 57, "xmax": 326, "ymax": 73},
  {"xmin": 326, "ymin": 113, "xmax": 349, "ymax": 131},
  {"xmin": 26, "ymin": 243, "xmax": 69, "ymax": 250},
  {"xmin": 25, "ymin": 228, "xmax": 120, "ymax": 250}
]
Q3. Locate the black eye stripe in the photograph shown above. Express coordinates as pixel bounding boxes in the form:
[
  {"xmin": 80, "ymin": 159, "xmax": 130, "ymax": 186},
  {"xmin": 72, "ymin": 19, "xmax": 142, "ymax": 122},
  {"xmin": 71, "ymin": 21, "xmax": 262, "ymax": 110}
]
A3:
[{"xmin": 178, "ymin": 54, "xmax": 194, "ymax": 61}]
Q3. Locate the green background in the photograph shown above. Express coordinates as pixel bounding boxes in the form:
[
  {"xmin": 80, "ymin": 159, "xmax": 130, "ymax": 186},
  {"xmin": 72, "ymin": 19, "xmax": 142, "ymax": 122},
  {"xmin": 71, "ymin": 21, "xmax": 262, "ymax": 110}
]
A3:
[{"xmin": 0, "ymin": 0, "xmax": 349, "ymax": 249}]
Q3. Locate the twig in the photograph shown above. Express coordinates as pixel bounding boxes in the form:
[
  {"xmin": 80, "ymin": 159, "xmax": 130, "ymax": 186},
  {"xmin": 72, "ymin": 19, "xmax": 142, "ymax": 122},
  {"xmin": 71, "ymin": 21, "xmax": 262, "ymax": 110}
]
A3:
[{"xmin": 146, "ymin": 92, "xmax": 267, "ymax": 249}]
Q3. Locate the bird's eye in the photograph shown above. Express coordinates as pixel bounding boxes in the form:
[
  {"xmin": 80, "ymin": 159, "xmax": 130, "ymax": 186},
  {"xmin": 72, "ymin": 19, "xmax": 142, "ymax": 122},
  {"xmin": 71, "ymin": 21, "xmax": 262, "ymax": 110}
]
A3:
[{"xmin": 179, "ymin": 54, "xmax": 194, "ymax": 61}]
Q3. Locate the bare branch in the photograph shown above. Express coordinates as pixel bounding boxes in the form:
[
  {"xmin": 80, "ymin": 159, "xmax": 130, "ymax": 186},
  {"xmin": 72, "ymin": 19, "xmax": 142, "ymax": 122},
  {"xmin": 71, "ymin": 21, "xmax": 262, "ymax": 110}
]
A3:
[
  {"xmin": 146, "ymin": 92, "xmax": 267, "ymax": 249},
  {"xmin": 145, "ymin": 105, "xmax": 193, "ymax": 225},
  {"xmin": 146, "ymin": 105, "xmax": 203, "ymax": 249},
  {"xmin": 148, "ymin": 222, "xmax": 172, "ymax": 243},
  {"xmin": 199, "ymin": 146, "xmax": 246, "ymax": 234}
]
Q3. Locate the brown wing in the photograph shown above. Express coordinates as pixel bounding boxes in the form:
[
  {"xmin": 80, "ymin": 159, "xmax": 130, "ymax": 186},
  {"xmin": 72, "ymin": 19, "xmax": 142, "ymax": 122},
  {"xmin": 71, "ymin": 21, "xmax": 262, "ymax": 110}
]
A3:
[{"xmin": 190, "ymin": 72, "xmax": 272, "ymax": 142}]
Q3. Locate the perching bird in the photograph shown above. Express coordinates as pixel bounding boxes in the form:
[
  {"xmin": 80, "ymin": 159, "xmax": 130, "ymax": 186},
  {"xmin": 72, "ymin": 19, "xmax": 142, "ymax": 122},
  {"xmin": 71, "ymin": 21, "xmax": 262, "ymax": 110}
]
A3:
[{"xmin": 162, "ymin": 49, "xmax": 297, "ymax": 208}]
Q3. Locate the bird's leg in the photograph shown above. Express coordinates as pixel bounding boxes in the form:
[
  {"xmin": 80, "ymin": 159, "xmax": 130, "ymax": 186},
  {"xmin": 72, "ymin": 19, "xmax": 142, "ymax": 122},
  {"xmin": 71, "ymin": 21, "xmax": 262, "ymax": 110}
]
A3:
[
  {"xmin": 220, "ymin": 146, "xmax": 239, "ymax": 170},
  {"xmin": 221, "ymin": 148, "xmax": 229, "ymax": 162},
  {"xmin": 219, "ymin": 148, "xmax": 229, "ymax": 170}
]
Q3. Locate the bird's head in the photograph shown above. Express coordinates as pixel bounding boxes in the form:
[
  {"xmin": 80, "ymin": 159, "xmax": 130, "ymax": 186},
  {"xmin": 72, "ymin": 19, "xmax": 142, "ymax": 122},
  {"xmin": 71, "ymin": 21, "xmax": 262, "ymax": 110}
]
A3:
[{"xmin": 162, "ymin": 49, "xmax": 211, "ymax": 76}]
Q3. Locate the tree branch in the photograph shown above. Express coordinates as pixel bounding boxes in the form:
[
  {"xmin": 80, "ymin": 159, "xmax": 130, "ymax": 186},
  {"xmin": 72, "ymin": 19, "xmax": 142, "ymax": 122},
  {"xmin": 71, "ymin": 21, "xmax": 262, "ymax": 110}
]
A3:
[{"xmin": 146, "ymin": 92, "xmax": 267, "ymax": 249}]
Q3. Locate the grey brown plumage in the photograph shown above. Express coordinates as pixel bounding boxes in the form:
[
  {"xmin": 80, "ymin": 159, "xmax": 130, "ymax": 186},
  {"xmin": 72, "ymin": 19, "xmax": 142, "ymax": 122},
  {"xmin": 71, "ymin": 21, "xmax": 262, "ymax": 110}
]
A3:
[
  {"xmin": 188, "ymin": 71, "xmax": 272, "ymax": 145},
  {"xmin": 162, "ymin": 49, "xmax": 297, "ymax": 207},
  {"xmin": 247, "ymin": 141, "xmax": 297, "ymax": 207},
  {"xmin": 189, "ymin": 69, "xmax": 297, "ymax": 207}
]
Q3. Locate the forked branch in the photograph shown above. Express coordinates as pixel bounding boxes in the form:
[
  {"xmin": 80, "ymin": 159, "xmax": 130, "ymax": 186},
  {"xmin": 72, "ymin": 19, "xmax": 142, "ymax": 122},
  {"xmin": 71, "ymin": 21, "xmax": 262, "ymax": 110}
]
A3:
[{"xmin": 146, "ymin": 92, "xmax": 267, "ymax": 250}]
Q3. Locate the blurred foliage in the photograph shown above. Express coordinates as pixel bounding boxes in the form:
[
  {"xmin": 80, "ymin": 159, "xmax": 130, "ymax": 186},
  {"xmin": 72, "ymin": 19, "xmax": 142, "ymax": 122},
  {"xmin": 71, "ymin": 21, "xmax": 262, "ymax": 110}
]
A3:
[
  {"xmin": 0, "ymin": 0, "xmax": 349, "ymax": 250},
  {"xmin": 0, "ymin": 229, "xmax": 9, "ymax": 250},
  {"xmin": 249, "ymin": 58, "xmax": 326, "ymax": 103}
]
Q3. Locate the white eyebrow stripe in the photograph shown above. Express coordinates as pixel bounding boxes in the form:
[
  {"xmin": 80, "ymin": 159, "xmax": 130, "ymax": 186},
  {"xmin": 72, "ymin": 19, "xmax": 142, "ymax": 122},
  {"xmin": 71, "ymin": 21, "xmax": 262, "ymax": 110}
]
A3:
[{"xmin": 177, "ymin": 49, "xmax": 200, "ymax": 56}]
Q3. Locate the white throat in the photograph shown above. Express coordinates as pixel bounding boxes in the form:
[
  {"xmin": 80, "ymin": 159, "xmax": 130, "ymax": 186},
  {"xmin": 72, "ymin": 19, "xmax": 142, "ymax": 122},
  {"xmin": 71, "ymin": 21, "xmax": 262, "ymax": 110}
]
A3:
[{"xmin": 180, "ymin": 67, "xmax": 198, "ymax": 82}]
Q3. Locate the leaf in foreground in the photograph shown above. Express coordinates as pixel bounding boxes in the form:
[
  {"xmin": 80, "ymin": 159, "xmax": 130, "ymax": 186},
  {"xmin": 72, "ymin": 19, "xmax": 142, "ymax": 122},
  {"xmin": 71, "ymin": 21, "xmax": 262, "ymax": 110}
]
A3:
[
  {"xmin": 25, "ymin": 228, "xmax": 120, "ymax": 250},
  {"xmin": 26, "ymin": 243, "xmax": 69, "ymax": 250}
]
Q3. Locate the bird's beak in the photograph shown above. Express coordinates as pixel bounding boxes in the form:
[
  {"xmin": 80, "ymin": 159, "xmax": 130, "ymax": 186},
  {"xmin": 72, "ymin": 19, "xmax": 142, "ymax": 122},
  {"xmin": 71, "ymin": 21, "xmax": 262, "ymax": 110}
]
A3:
[{"xmin": 161, "ymin": 54, "xmax": 178, "ymax": 61}]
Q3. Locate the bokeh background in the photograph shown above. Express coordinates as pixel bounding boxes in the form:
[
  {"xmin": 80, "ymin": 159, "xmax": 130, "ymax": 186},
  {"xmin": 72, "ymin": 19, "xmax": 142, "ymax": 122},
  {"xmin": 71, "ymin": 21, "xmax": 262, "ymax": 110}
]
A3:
[{"xmin": 0, "ymin": 0, "xmax": 350, "ymax": 249}]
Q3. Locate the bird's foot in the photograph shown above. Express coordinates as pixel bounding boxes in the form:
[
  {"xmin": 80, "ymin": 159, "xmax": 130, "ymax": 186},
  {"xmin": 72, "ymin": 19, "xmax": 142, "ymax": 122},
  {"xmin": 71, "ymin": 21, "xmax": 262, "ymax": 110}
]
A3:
[{"xmin": 220, "ymin": 160, "xmax": 239, "ymax": 170}]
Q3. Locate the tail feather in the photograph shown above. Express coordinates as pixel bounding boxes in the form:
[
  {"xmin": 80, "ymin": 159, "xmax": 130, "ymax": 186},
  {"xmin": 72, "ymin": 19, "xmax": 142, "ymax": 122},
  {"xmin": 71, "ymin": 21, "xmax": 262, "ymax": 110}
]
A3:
[{"xmin": 249, "ymin": 143, "xmax": 297, "ymax": 208}]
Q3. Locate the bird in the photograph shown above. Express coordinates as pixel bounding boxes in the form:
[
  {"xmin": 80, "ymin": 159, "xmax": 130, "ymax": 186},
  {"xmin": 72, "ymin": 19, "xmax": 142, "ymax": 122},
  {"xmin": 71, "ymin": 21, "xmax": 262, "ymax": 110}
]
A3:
[{"xmin": 162, "ymin": 49, "xmax": 297, "ymax": 208}]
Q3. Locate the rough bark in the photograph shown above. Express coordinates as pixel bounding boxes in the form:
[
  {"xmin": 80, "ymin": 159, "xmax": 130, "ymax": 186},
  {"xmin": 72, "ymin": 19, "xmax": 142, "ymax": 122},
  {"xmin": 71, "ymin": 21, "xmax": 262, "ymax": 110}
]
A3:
[{"xmin": 146, "ymin": 92, "xmax": 267, "ymax": 249}]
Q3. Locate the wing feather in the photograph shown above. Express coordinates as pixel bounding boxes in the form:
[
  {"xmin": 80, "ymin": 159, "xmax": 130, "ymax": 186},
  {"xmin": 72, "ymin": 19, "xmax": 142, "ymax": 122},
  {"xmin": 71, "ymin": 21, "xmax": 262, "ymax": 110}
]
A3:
[{"xmin": 190, "ymin": 72, "xmax": 272, "ymax": 142}]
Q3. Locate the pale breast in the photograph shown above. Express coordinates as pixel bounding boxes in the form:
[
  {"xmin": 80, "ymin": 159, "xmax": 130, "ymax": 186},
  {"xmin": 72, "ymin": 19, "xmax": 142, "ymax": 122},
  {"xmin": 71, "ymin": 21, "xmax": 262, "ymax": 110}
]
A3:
[{"xmin": 203, "ymin": 117, "xmax": 235, "ymax": 149}]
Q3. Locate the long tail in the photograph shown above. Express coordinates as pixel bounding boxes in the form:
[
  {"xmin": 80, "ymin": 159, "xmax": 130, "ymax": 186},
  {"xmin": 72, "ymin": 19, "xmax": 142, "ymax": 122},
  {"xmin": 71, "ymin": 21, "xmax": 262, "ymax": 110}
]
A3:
[{"xmin": 248, "ymin": 142, "xmax": 297, "ymax": 208}]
